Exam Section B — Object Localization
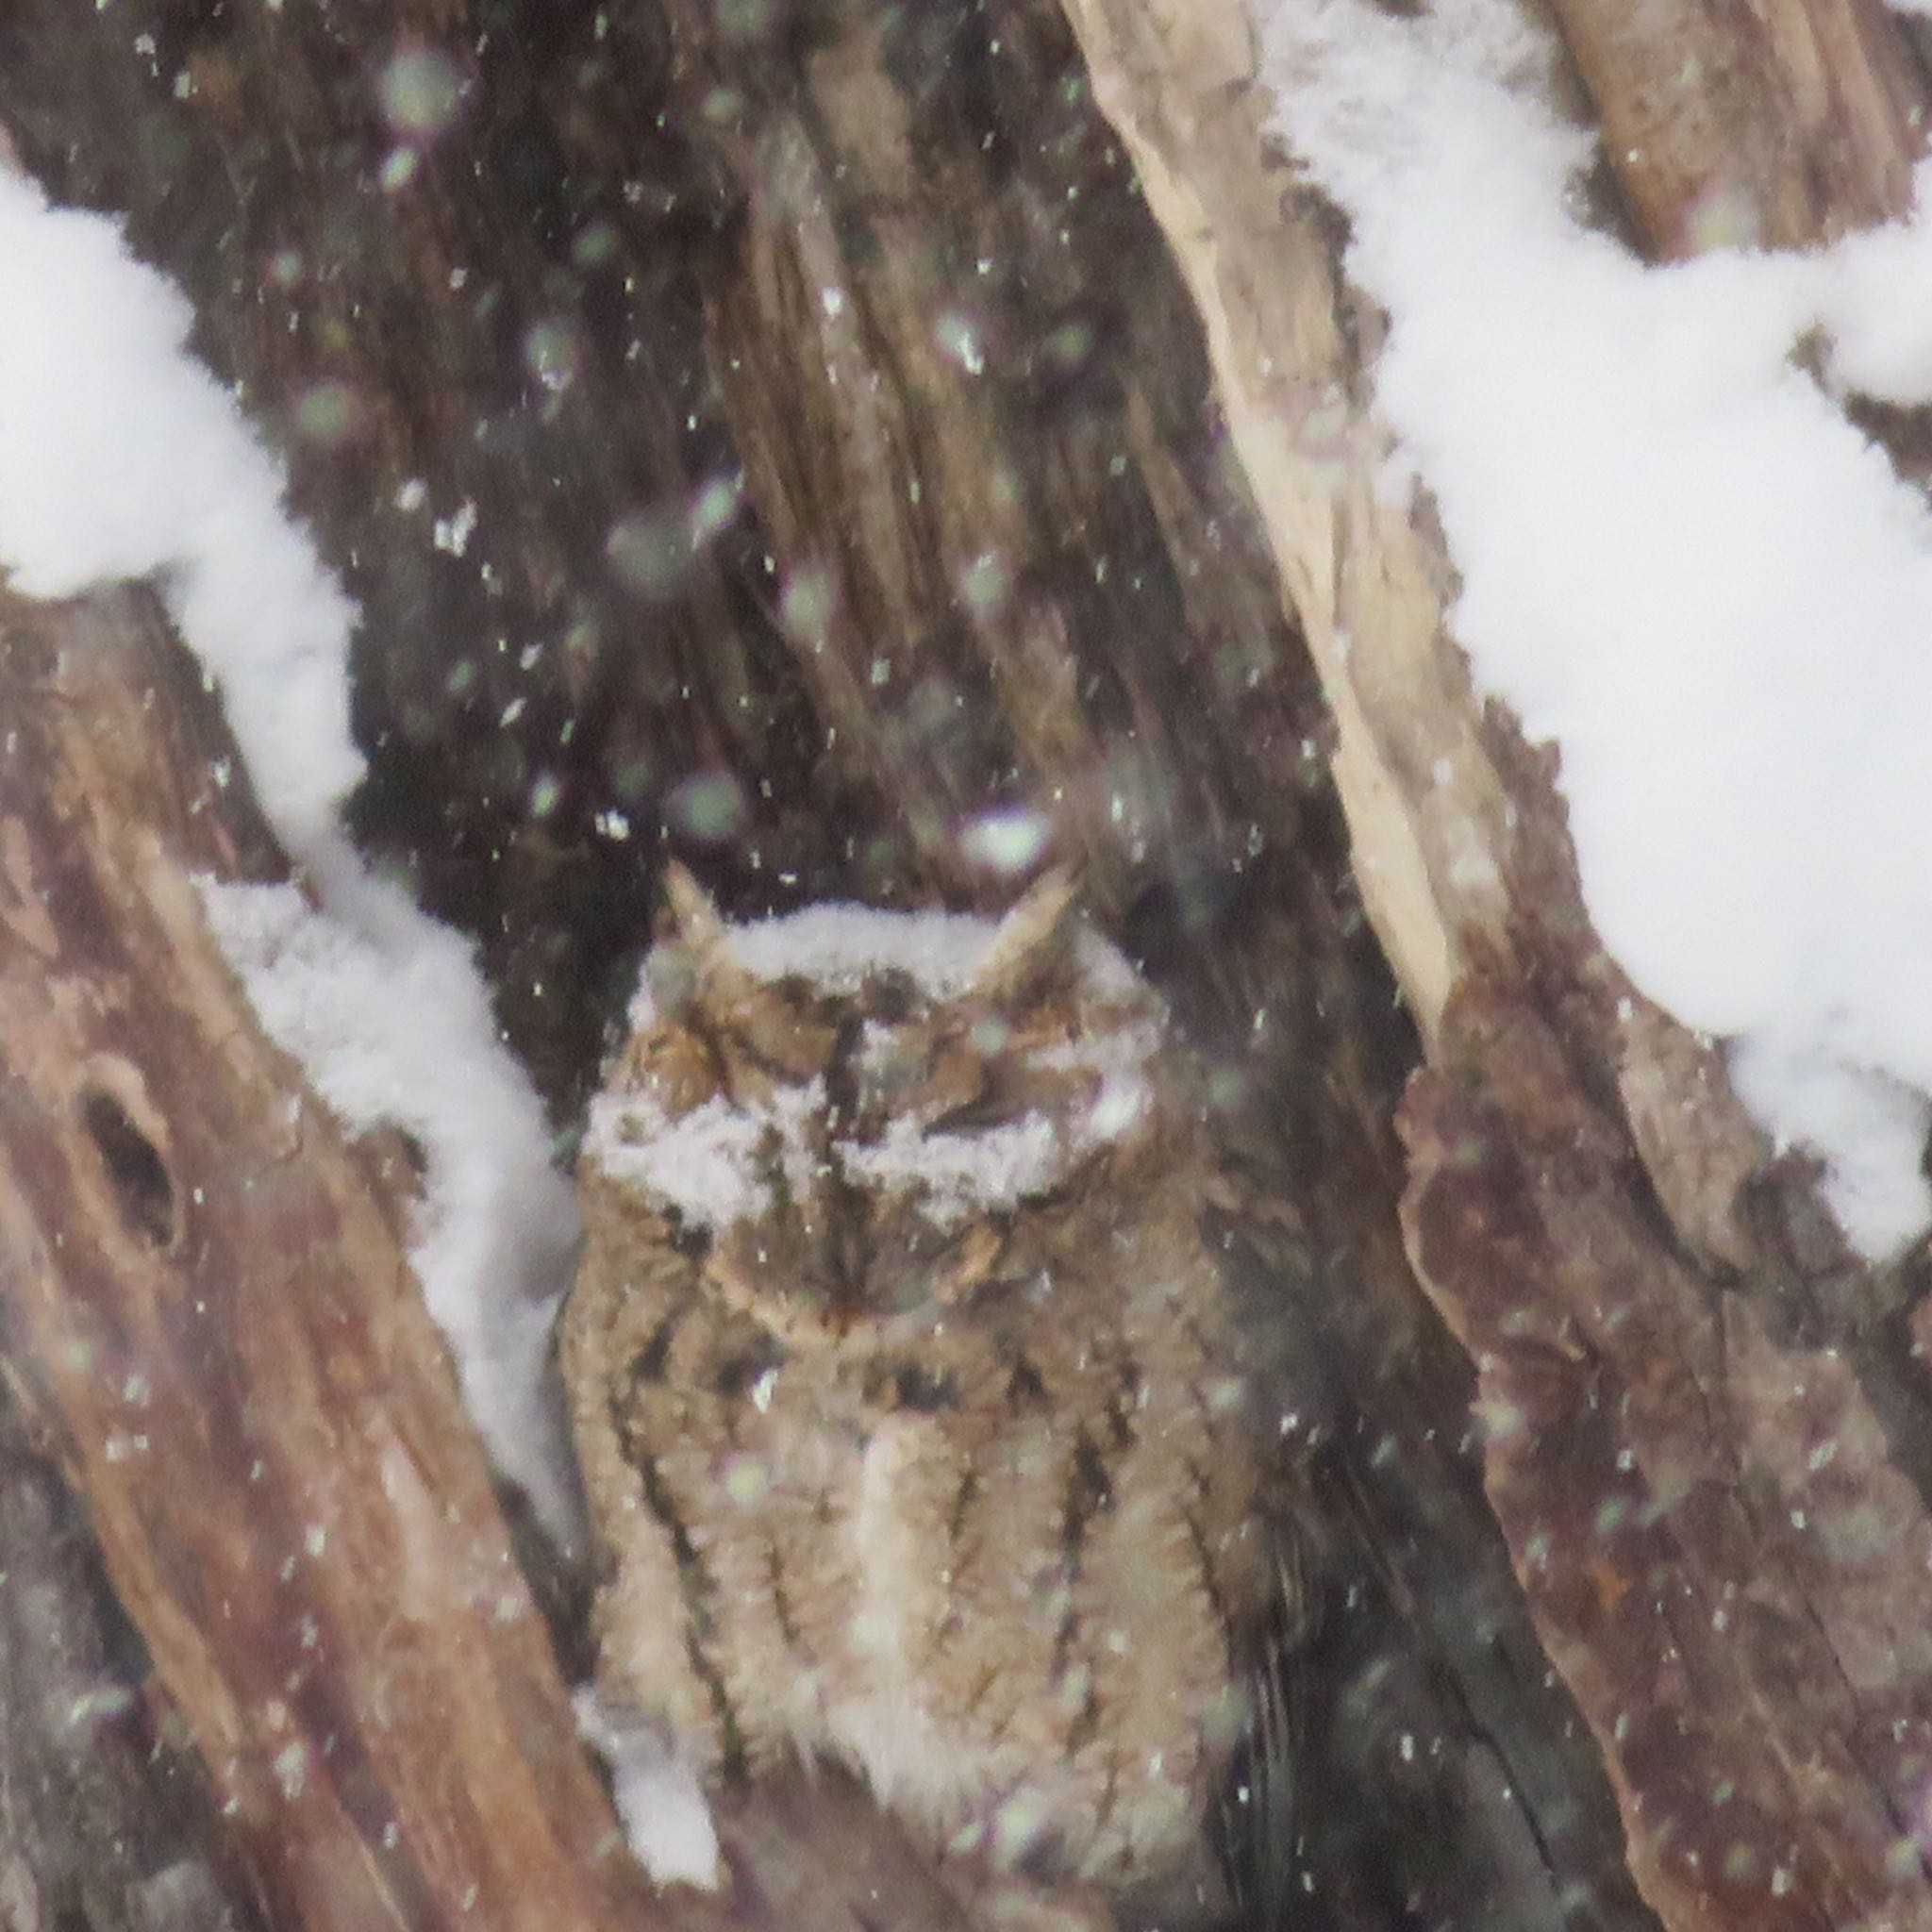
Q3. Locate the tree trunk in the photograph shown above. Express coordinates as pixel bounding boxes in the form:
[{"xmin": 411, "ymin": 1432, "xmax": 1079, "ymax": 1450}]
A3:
[
  {"xmin": 0, "ymin": 2, "xmax": 1925, "ymax": 1930},
  {"xmin": 0, "ymin": 580, "xmax": 664, "ymax": 1932}
]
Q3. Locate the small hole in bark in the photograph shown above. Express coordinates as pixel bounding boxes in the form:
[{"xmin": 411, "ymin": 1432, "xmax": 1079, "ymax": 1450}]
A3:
[{"xmin": 81, "ymin": 1089, "xmax": 175, "ymax": 1247}]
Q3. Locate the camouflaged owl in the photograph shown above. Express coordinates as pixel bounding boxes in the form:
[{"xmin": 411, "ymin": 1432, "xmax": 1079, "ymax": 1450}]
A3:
[{"xmin": 560, "ymin": 864, "xmax": 1271, "ymax": 1910}]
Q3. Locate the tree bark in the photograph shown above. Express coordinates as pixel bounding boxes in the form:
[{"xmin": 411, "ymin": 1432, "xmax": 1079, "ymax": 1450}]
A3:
[
  {"xmin": 1549, "ymin": 0, "xmax": 1925, "ymax": 254},
  {"xmin": 0, "ymin": 0, "xmax": 826, "ymax": 1114},
  {"xmin": 0, "ymin": 581, "xmax": 659, "ymax": 1932}
]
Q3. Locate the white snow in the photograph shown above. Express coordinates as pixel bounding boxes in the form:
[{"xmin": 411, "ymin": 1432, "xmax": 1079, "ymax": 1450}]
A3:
[
  {"xmin": 200, "ymin": 877, "xmax": 579, "ymax": 1531},
  {"xmin": 730, "ymin": 903, "xmax": 1004, "ymax": 997},
  {"xmin": 1257, "ymin": 0, "xmax": 1932, "ymax": 1254},
  {"xmin": 0, "ymin": 169, "xmax": 582, "ymax": 1527},
  {"xmin": 0, "ymin": 170, "xmax": 359, "ymax": 852},
  {"xmin": 590, "ymin": 1080, "xmax": 818, "ymax": 1230},
  {"xmin": 841, "ymin": 1109, "xmax": 1064, "ymax": 1225},
  {"xmin": 958, "ymin": 805, "xmax": 1054, "ymax": 875},
  {"xmin": 573, "ymin": 1688, "xmax": 723, "ymax": 1890},
  {"xmin": 719, "ymin": 903, "xmax": 1144, "ymax": 1005}
]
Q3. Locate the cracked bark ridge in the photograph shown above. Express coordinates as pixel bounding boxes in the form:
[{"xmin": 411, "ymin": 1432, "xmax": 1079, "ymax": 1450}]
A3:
[{"xmin": 1401, "ymin": 975, "xmax": 1932, "ymax": 1932}]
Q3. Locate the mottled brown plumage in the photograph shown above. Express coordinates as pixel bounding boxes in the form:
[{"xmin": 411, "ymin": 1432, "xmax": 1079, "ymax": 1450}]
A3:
[{"xmin": 560, "ymin": 866, "xmax": 1271, "ymax": 1906}]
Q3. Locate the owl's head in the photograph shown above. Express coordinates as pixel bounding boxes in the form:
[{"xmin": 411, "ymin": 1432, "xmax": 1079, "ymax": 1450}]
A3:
[{"xmin": 584, "ymin": 865, "xmax": 1176, "ymax": 1344}]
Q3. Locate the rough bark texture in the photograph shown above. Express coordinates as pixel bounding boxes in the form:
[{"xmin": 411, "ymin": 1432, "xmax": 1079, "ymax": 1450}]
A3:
[
  {"xmin": 0, "ymin": 581, "xmax": 654, "ymax": 1932},
  {"xmin": 1548, "ymin": 0, "xmax": 1925, "ymax": 253},
  {"xmin": 0, "ymin": 1369, "xmax": 266, "ymax": 1932},
  {"xmin": 1402, "ymin": 978, "xmax": 1932, "ymax": 1932},
  {"xmin": 0, "ymin": 0, "xmax": 824, "ymax": 1113}
]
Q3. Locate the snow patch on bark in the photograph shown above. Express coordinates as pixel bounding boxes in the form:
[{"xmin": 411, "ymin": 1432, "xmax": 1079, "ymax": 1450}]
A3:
[
  {"xmin": 0, "ymin": 169, "xmax": 582, "ymax": 1529},
  {"xmin": 1257, "ymin": 0, "xmax": 1932, "ymax": 1254}
]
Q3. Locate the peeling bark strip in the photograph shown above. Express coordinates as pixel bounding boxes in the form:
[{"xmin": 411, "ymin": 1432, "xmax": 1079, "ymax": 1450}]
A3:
[{"xmin": 1401, "ymin": 977, "xmax": 1932, "ymax": 1932}]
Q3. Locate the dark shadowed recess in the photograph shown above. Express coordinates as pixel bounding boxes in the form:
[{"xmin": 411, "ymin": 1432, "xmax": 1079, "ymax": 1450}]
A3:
[{"xmin": 0, "ymin": 1374, "xmax": 268, "ymax": 1932}]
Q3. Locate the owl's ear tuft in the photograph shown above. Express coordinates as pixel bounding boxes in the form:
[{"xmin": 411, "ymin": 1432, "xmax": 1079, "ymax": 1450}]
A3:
[
  {"xmin": 662, "ymin": 861, "xmax": 729, "ymax": 948},
  {"xmin": 972, "ymin": 865, "xmax": 1081, "ymax": 1004},
  {"xmin": 658, "ymin": 862, "xmax": 757, "ymax": 1014}
]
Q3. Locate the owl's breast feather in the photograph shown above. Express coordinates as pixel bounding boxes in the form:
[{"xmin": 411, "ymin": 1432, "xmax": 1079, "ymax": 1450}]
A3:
[{"xmin": 822, "ymin": 1412, "xmax": 1004, "ymax": 1825}]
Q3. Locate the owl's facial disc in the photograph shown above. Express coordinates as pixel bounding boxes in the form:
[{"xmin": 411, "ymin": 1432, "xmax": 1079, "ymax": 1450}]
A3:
[{"xmin": 589, "ymin": 875, "xmax": 1162, "ymax": 1342}]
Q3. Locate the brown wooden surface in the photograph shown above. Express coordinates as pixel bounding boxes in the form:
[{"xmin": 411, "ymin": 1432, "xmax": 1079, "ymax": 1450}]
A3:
[
  {"xmin": 648, "ymin": 0, "xmax": 1317, "ymax": 914},
  {"xmin": 1548, "ymin": 0, "xmax": 1927, "ymax": 255},
  {"xmin": 0, "ymin": 1369, "xmax": 266, "ymax": 1932},
  {"xmin": 0, "ymin": 0, "xmax": 824, "ymax": 1113},
  {"xmin": 1404, "ymin": 977, "xmax": 1932, "ymax": 1932},
  {"xmin": 1552, "ymin": 3, "xmax": 1932, "ymax": 505},
  {"xmin": 0, "ymin": 582, "xmax": 663, "ymax": 1930}
]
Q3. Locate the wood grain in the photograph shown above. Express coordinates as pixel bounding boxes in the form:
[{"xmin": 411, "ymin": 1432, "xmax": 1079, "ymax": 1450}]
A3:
[
  {"xmin": 1403, "ymin": 978, "xmax": 1932, "ymax": 1931},
  {"xmin": 1054, "ymin": 4, "xmax": 1932, "ymax": 1928},
  {"xmin": 1549, "ymin": 0, "xmax": 1927, "ymax": 255}
]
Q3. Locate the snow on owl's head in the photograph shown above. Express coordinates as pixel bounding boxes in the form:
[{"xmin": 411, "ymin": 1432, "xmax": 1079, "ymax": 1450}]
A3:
[{"xmin": 585, "ymin": 863, "xmax": 1173, "ymax": 1344}]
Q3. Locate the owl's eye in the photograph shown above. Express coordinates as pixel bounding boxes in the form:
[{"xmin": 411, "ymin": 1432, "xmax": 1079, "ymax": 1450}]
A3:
[
  {"xmin": 712, "ymin": 1341, "xmax": 785, "ymax": 1400},
  {"xmin": 717, "ymin": 974, "xmax": 842, "ymax": 1083},
  {"xmin": 668, "ymin": 1219, "xmax": 711, "ymax": 1263}
]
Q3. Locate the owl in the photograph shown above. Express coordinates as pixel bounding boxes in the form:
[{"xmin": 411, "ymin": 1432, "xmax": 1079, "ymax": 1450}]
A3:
[{"xmin": 560, "ymin": 863, "xmax": 1274, "ymax": 1914}]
